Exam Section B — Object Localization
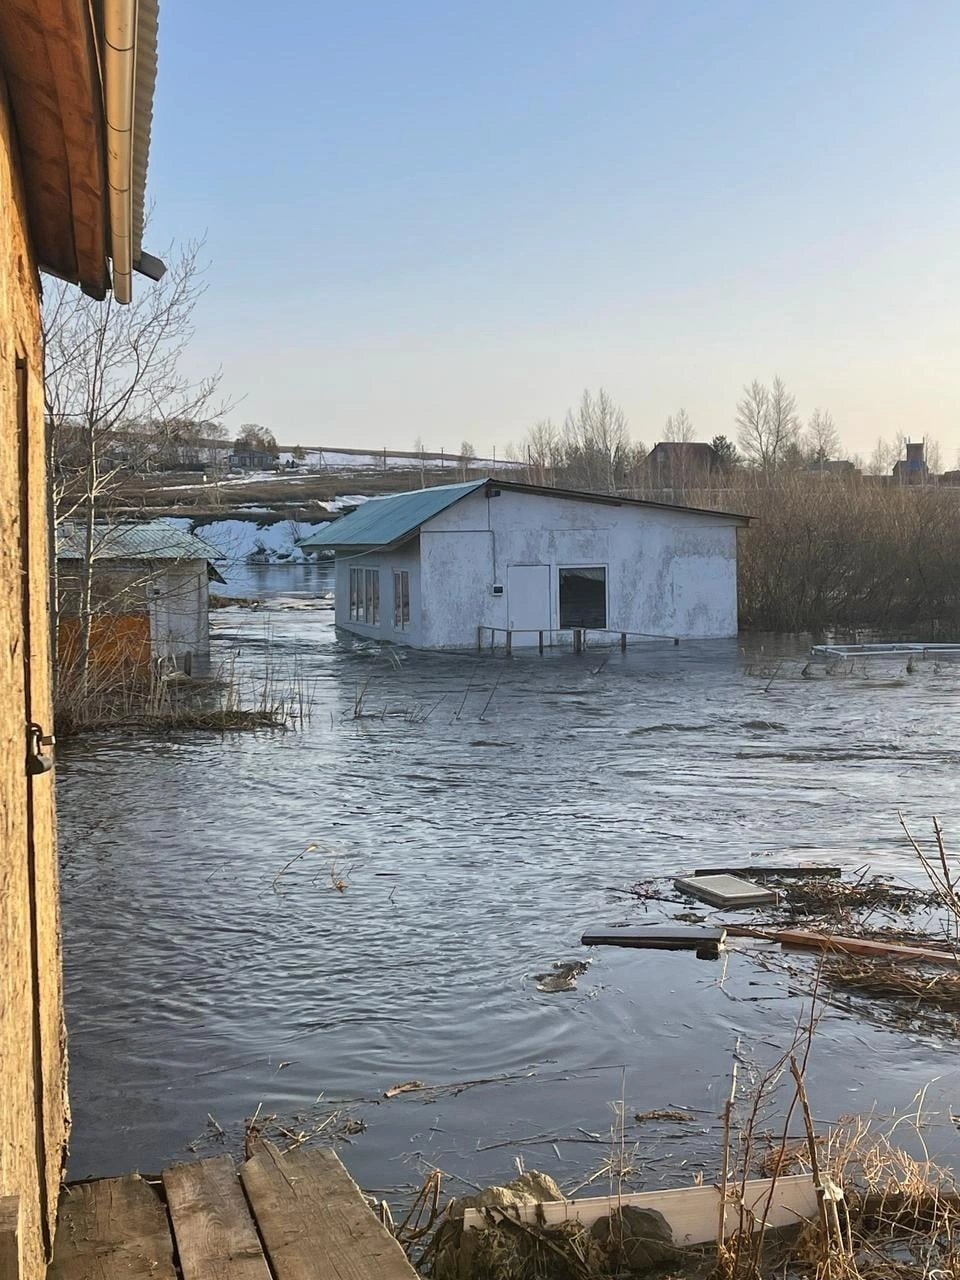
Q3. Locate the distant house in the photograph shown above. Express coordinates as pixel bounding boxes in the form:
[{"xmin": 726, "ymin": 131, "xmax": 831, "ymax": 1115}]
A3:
[
  {"xmin": 57, "ymin": 521, "xmax": 224, "ymax": 674},
  {"xmin": 893, "ymin": 441, "xmax": 929, "ymax": 485},
  {"xmin": 299, "ymin": 479, "xmax": 750, "ymax": 650},
  {"xmin": 230, "ymin": 444, "xmax": 279, "ymax": 470},
  {"xmin": 645, "ymin": 442, "xmax": 721, "ymax": 489}
]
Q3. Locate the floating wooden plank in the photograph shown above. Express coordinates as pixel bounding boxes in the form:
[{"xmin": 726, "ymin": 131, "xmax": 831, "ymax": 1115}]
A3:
[
  {"xmin": 581, "ymin": 925, "xmax": 726, "ymax": 951},
  {"xmin": 675, "ymin": 874, "xmax": 779, "ymax": 908},
  {"xmin": 240, "ymin": 1141, "xmax": 417, "ymax": 1280},
  {"xmin": 48, "ymin": 1175, "xmax": 177, "ymax": 1280},
  {"xmin": 463, "ymin": 1173, "xmax": 818, "ymax": 1241},
  {"xmin": 726, "ymin": 926, "xmax": 960, "ymax": 967},
  {"xmin": 163, "ymin": 1156, "xmax": 271, "ymax": 1280},
  {"xmin": 0, "ymin": 1197, "xmax": 21, "ymax": 1280},
  {"xmin": 693, "ymin": 866, "xmax": 841, "ymax": 880}
]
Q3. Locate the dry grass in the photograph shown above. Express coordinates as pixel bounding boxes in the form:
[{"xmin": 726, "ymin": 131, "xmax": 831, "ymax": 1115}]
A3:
[{"xmin": 54, "ymin": 651, "xmax": 311, "ymax": 735}]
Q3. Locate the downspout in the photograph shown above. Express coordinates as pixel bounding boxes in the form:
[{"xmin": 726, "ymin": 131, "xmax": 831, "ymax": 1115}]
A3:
[{"xmin": 102, "ymin": 0, "xmax": 137, "ymax": 304}]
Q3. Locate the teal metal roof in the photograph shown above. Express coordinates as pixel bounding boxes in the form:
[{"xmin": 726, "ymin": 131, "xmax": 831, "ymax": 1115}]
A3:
[
  {"xmin": 299, "ymin": 480, "xmax": 485, "ymax": 550},
  {"xmin": 57, "ymin": 520, "xmax": 222, "ymax": 562}
]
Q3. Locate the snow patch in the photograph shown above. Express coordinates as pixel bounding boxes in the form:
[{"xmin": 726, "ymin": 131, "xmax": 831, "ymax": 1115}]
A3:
[{"xmin": 166, "ymin": 516, "xmax": 332, "ymax": 565}]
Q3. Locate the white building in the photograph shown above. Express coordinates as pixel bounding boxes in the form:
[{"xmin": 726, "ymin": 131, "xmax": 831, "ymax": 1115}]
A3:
[{"xmin": 300, "ymin": 479, "xmax": 750, "ymax": 650}]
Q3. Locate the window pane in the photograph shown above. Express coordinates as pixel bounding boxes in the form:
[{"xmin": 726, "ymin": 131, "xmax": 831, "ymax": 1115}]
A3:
[
  {"xmin": 559, "ymin": 567, "xmax": 606, "ymax": 629},
  {"xmin": 401, "ymin": 571, "xmax": 409, "ymax": 624},
  {"xmin": 371, "ymin": 570, "xmax": 380, "ymax": 624},
  {"xmin": 393, "ymin": 571, "xmax": 402, "ymax": 628},
  {"xmin": 350, "ymin": 569, "xmax": 358, "ymax": 620}
]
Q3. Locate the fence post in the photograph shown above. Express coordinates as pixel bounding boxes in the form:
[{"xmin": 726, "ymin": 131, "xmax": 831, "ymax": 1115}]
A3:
[
  {"xmin": 674, "ymin": 637, "xmax": 680, "ymax": 646},
  {"xmin": 505, "ymin": 630, "xmax": 512, "ymax": 655},
  {"xmin": 490, "ymin": 628, "xmax": 495, "ymax": 653},
  {"xmin": 538, "ymin": 630, "xmax": 544, "ymax": 655},
  {"xmin": 477, "ymin": 625, "xmax": 483, "ymax": 652},
  {"xmin": 620, "ymin": 632, "xmax": 627, "ymax": 653},
  {"xmin": 573, "ymin": 628, "xmax": 583, "ymax": 655}
]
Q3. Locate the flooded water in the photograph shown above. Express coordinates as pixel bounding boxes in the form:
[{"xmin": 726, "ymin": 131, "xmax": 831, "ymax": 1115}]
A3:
[{"xmin": 57, "ymin": 563, "xmax": 960, "ymax": 1197}]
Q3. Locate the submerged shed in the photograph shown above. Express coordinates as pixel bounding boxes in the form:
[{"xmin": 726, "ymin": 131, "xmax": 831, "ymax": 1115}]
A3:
[
  {"xmin": 57, "ymin": 521, "xmax": 223, "ymax": 674},
  {"xmin": 299, "ymin": 478, "xmax": 750, "ymax": 650}
]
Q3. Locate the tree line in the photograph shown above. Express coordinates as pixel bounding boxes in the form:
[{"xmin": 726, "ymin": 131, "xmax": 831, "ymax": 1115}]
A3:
[{"xmin": 505, "ymin": 380, "xmax": 943, "ymax": 493}]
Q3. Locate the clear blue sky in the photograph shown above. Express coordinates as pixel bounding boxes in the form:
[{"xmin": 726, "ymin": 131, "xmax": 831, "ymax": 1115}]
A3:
[{"xmin": 147, "ymin": 1, "xmax": 960, "ymax": 460}]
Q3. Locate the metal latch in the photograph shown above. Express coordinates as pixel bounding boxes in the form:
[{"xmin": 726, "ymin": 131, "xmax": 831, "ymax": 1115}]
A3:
[{"xmin": 26, "ymin": 723, "xmax": 55, "ymax": 775}]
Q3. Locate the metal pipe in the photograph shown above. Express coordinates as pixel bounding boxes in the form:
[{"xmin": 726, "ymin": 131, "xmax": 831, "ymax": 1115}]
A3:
[{"xmin": 102, "ymin": 0, "xmax": 138, "ymax": 302}]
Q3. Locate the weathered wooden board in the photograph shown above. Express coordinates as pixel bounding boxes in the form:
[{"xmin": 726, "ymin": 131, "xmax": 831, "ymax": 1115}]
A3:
[
  {"xmin": 730, "ymin": 927, "xmax": 960, "ymax": 967},
  {"xmin": 581, "ymin": 925, "xmax": 726, "ymax": 950},
  {"xmin": 240, "ymin": 1141, "xmax": 417, "ymax": 1280},
  {"xmin": 48, "ymin": 1176, "xmax": 177, "ymax": 1280},
  {"xmin": 163, "ymin": 1156, "xmax": 271, "ymax": 1280},
  {"xmin": 693, "ymin": 866, "xmax": 841, "ymax": 880},
  {"xmin": 0, "ymin": 1197, "xmax": 21, "ymax": 1280},
  {"xmin": 463, "ymin": 1173, "xmax": 818, "ymax": 1242},
  {"xmin": 675, "ymin": 875, "xmax": 779, "ymax": 908}
]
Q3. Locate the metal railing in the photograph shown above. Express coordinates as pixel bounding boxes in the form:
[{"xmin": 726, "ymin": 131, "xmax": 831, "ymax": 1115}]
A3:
[{"xmin": 477, "ymin": 626, "xmax": 681, "ymax": 655}]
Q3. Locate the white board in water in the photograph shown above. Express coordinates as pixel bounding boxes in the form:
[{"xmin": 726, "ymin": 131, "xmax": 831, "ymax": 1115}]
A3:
[
  {"xmin": 462, "ymin": 1174, "xmax": 817, "ymax": 1243},
  {"xmin": 675, "ymin": 874, "xmax": 779, "ymax": 908}
]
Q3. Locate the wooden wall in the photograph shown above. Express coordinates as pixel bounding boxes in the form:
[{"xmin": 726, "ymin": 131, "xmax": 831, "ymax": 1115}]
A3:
[{"xmin": 0, "ymin": 69, "xmax": 69, "ymax": 1280}]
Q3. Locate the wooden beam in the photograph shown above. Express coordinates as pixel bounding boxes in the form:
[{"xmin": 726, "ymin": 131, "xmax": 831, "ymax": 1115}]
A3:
[
  {"xmin": 163, "ymin": 1156, "xmax": 271, "ymax": 1280},
  {"xmin": 726, "ymin": 926, "xmax": 960, "ymax": 967},
  {"xmin": 0, "ymin": 1197, "xmax": 21, "ymax": 1280},
  {"xmin": 48, "ymin": 1176, "xmax": 177, "ymax": 1280},
  {"xmin": 240, "ymin": 1141, "xmax": 417, "ymax": 1280}
]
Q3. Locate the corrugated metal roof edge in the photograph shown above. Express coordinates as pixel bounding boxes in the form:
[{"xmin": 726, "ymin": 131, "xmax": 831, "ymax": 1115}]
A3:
[
  {"xmin": 300, "ymin": 477, "xmax": 751, "ymax": 551},
  {"xmin": 56, "ymin": 520, "xmax": 224, "ymax": 562},
  {"xmin": 298, "ymin": 480, "xmax": 486, "ymax": 549},
  {"xmin": 486, "ymin": 479, "xmax": 752, "ymax": 524}
]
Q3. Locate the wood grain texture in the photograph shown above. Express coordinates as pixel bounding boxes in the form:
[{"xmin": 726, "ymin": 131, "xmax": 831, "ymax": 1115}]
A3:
[
  {"xmin": 240, "ymin": 1142, "xmax": 417, "ymax": 1280},
  {"xmin": 726, "ymin": 926, "xmax": 960, "ymax": 966},
  {"xmin": 0, "ymin": 1197, "xmax": 22, "ymax": 1280},
  {"xmin": 162, "ymin": 1156, "xmax": 271, "ymax": 1280},
  {"xmin": 48, "ymin": 1177, "xmax": 177, "ymax": 1280}
]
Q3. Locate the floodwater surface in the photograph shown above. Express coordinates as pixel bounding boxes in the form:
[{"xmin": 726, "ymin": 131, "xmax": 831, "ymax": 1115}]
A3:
[{"xmin": 57, "ymin": 564, "xmax": 960, "ymax": 1197}]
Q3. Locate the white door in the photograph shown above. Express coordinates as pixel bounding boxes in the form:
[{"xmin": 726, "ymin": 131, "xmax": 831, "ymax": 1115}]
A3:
[{"xmin": 507, "ymin": 564, "xmax": 551, "ymax": 642}]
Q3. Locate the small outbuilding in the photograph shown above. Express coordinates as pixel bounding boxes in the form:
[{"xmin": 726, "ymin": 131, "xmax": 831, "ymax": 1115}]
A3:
[
  {"xmin": 57, "ymin": 520, "xmax": 223, "ymax": 674},
  {"xmin": 299, "ymin": 479, "xmax": 750, "ymax": 650}
]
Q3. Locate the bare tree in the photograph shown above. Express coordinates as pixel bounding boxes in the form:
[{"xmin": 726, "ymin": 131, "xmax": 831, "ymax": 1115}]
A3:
[
  {"xmin": 459, "ymin": 440, "xmax": 477, "ymax": 461},
  {"xmin": 805, "ymin": 408, "xmax": 840, "ymax": 463},
  {"xmin": 664, "ymin": 407, "xmax": 695, "ymax": 442},
  {"xmin": 561, "ymin": 388, "xmax": 630, "ymax": 492},
  {"xmin": 44, "ymin": 240, "xmax": 227, "ymax": 682},
  {"xmin": 926, "ymin": 437, "xmax": 942, "ymax": 477},
  {"xmin": 736, "ymin": 376, "xmax": 799, "ymax": 471}
]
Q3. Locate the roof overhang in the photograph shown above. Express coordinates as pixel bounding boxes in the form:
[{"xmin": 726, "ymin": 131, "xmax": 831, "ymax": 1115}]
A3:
[
  {"xmin": 0, "ymin": 0, "xmax": 160, "ymax": 300},
  {"xmin": 483, "ymin": 479, "xmax": 752, "ymax": 525}
]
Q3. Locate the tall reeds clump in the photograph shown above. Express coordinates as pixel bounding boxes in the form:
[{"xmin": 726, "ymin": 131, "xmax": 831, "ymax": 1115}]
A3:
[{"xmin": 680, "ymin": 474, "xmax": 960, "ymax": 634}]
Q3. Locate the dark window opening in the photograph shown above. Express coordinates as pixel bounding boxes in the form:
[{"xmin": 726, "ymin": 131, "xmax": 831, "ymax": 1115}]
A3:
[{"xmin": 559, "ymin": 566, "xmax": 607, "ymax": 629}]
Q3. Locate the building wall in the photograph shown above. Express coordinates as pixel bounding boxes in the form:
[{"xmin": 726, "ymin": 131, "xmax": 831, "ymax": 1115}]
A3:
[
  {"xmin": 0, "ymin": 70, "xmax": 68, "ymax": 1280},
  {"xmin": 58, "ymin": 557, "xmax": 210, "ymax": 671},
  {"xmin": 420, "ymin": 487, "xmax": 741, "ymax": 647},
  {"xmin": 333, "ymin": 544, "xmax": 423, "ymax": 647},
  {"xmin": 150, "ymin": 560, "xmax": 210, "ymax": 668}
]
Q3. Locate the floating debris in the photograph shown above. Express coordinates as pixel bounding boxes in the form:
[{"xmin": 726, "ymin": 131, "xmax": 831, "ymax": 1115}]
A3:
[
  {"xmin": 675, "ymin": 873, "xmax": 779, "ymax": 908},
  {"xmin": 533, "ymin": 960, "xmax": 590, "ymax": 992}
]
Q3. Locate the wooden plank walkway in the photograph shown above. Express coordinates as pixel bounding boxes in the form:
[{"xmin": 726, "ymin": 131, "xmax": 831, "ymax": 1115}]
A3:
[{"xmin": 48, "ymin": 1143, "xmax": 418, "ymax": 1280}]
